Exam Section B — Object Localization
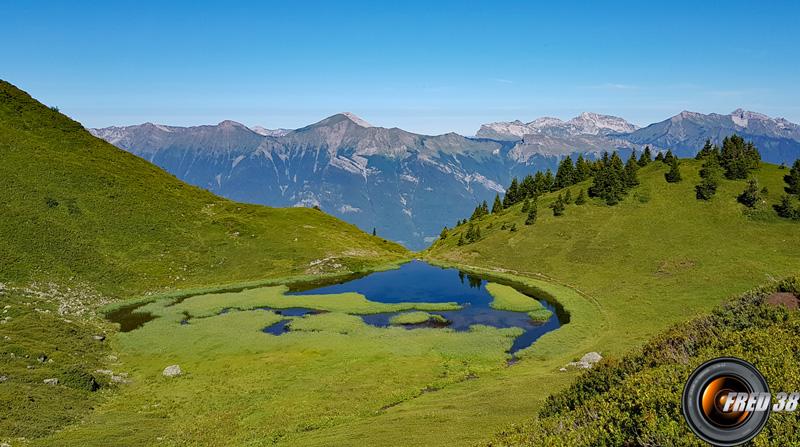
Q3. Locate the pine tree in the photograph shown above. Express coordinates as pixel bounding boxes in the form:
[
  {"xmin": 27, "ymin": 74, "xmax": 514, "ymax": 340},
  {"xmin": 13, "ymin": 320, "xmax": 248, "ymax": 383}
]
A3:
[
  {"xmin": 774, "ymin": 195, "xmax": 799, "ymax": 219},
  {"xmin": 737, "ymin": 179, "xmax": 761, "ymax": 208},
  {"xmin": 588, "ymin": 151, "xmax": 625, "ymax": 205},
  {"xmin": 525, "ymin": 200, "xmax": 538, "ymax": 225},
  {"xmin": 664, "ymin": 158, "xmax": 682, "ymax": 183},
  {"xmin": 520, "ymin": 175, "xmax": 536, "ymax": 198},
  {"xmin": 575, "ymin": 188, "xmax": 587, "ymax": 205},
  {"xmin": 439, "ymin": 226, "xmax": 448, "ymax": 239},
  {"xmin": 663, "ymin": 149, "xmax": 676, "ymax": 165},
  {"xmin": 784, "ymin": 159, "xmax": 800, "ymax": 197},
  {"xmin": 720, "ymin": 134, "xmax": 760, "ymax": 180},
  {"xmin": 503, "ymin": 178, "xmax": 521, "ymax": 207},
  {"xmin": 550, "ymin": 194, "xmax": 566, "ymax": 216},
  {"xmin": 575, "ymin": 154, "xmax": 593, "ymax": 182},
  {"xmin": 695, "ymin": 156, "xmax": 722, "ymax": 200},
  {"xmin": 624, "ymin": 152, "xmax": 640, "ymax": 188},
  {"xmin": 481, "ymin": 200, "xmax": 489, "ymax": 215},
  {"xmin": 638, "ymin": 146, "xmax": 652, "ymax": 166},
  {"xmin": 544, "ymin": 169, "xmax": 555, "ymax": 192},
  {"xmin": 554, "ymin": 155, "xmax": 576, "ymax": 189},
  {"xmin": 696, "ymin": 139, "xmax": 715, "ymax": 160},
  {"xmin": 457, "ymin": 233, "xmax": 465, "ymax": 246},
  {"xmin": 521, "ymin": 199, "xmax": 530, "ymax": 213},
  {"xmin": 564, "ymin": 189, "xmax": 573, "ymax": 204},
  {"xmin": 491, "ymin": 194, "xmax": 503, "ymax": 213},
  {"xmin": 465, "ymin": 222, "xmax": 475, "ymax": 242},
  {"xmin": 372, "ymin": 228, "xmax": 377, "ymax": 236},
  {"xmin": 654, "ymin": 152, "xmax": 665, "ymax": 162}
]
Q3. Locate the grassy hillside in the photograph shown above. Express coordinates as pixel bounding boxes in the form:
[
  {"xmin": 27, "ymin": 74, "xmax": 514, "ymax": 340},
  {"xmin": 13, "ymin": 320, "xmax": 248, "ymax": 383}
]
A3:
[
  {"xmin": 0, "ymin": 80, "xmax": 408, "ymax": 298},
  {"xmin": 0, "ymin": 80, "xmax": 408, "ymax": 444},
  {"xmin": 489, "ymin": 277, "xmax": 800, "ymax": 446},
  {"xmin": 428, "ymin": 158, "xmax": 800, "ymax": 357}
]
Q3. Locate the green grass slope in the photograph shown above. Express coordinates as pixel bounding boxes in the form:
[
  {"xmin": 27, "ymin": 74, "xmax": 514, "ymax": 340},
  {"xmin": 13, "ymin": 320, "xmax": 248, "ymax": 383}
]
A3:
[
  {"xmin": 0, "ymin": 80, "xmax": 408, "ymax": 444},
  {"xmin": 490, "ymin": 277, "xmax": 800, "ymax": 446},
  {"xmin": 0, "ymin": 80, "xmax": 408, "ymax": 298},
  {"xmin": 428, "ymin": 159, "xmax": 800, "ymax": 358}
]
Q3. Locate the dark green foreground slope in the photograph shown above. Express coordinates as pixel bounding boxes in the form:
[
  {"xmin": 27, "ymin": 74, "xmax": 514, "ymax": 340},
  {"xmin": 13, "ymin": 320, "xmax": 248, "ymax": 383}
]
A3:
[
  {"xmin": 0, "ymin": 80, "xmax": 407, "ymax": 298},
  {"xmin": 490, "ymin": 278, "xmax": 800, "ymax": 446}
]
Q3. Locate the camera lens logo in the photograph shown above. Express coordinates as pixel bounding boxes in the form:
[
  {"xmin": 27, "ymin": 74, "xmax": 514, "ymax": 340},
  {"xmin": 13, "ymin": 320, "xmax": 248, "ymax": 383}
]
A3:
[{"xmin": 682, "ymin": 357, "xmax": 770, "ymax": 446}]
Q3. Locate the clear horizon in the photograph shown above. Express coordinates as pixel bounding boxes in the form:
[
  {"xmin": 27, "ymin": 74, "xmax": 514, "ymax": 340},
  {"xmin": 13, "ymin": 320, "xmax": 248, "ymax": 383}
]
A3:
[{"xmin": 4, "ymin": 0, "xmax": 800, "ymax": 135}]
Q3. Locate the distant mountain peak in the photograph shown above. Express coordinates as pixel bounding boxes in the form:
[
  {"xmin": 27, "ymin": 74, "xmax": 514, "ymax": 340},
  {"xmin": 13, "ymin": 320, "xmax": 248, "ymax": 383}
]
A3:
[
  {"xmin": 476, "ymin": 112, "xmax": 637, "ymax": 140},
  {"xmin": 218, "ymin": 119, "xmax": 246, "ymax": 127},
  {"xmin": 303, "ymin": 112, "xmax": 374, "ymax": 131},
  {"xmin": 250, "ymin": 125, "xmax": 292, "ymax": 137},
  {"xmin": 340, "ymin": 112, "xmax": 372, "ymax": 128}
]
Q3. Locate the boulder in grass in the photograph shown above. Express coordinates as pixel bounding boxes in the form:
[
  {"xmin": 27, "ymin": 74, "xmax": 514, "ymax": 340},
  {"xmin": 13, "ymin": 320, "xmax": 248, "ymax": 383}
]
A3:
[
  {"xmin": 43, "ymin": 378, "xmax": 59, "ymax": 385},
  {"xmin": 162, "ymin": 365, "xmax": 182, "ymax": 378},
  {"xmin": 567, "ymin": 352, "xmax": 603, "ymax": 369}
]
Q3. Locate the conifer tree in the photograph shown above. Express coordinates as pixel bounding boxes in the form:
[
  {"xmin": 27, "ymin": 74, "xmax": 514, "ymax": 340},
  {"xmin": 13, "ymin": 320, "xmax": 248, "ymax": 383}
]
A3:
[
  {"xmin": 503, "ymin": 178, "xmax": 521, "ymax": 207},
  {"xmin": 481, "ymin": 200, "xmax": 489, "ymax": 215},
  {"xmin": 665, "ymin": 157, "xmax": 682, "ymax": 183},
  {"xmin": 575, "ymin": 188, "xmax": 587, "ymax": 205},
  {"xmin": 654, "ymin": 152, "xmax": 665, "ymax": 162},
  {"xmin": 774, "ymin": 195, "xmax": 799, "ymax": 219},
  {"xmin": 638, "ymin": 146, "xmax": 652, "ymax": 166},
  {"xmin": 784, "ymin": 159, "xmax": 800, "ymax": 197},
  {"xmin": 520, "ymin": 174, "xmax": 536, "ymax": 198},
  {"xmin": 720, "ymin": 134, "xmax": 760, "ymax": 179},
  {"xmin": 531, "ymin": 171, "xmax": 545, "ymax": 196},
  {"xmin": 588, "ymin": 151, "xmax": 625, "ymax": 205},
  {"xmin": 696, "ymin": 139, "xmax": 715, "ymax": 160},
  {"xmin": 695, "ymin": 156, "xmax": 722, "ymax": 200},
  {"xmin": 575, "ymin": 154, "xmax": 592, "ymax": 182},
  {"xmin": 457, "ymin": 233, "xmax": 465, "ymax": 246},
  {"xmin": 624, "ymin": 152, "xmax": 640, "ymax": 188},
  {"xmin": 550, "ymin": 194, "xmax": 566, "ymax": 216},
  {"xmin": 439, "ymin": 226, "xmax": 448, "ymax": 239},
  {"xmin": 554, "ymin": 155, "xmax": 576, "ymax": 189},
  {"xmin": 564, "ymin": 189, "xmax": 573, "ymax": 204},
  {"xmin": 521, "ymin": 199, "xmax": 530, "ymax": 213},
  {"xmin": 372, "ymin": 228, "xmax": 377, "ymax": 236},
  {"xmin": 543, "ymin": 169, "xmax": 555, "ymax": 192},
  {"xmin": 491, "ymin": 194, "xmax": 503, "ymax": 213},
  {"xmin": 737, "ymin": 179, "xmax": 761, "ymax": 208},
  {"xmin": 525, "ymin": 200, "xmax": 538, "ymax": 225},
  {"xmin": 465, "ymin": 222, "xmax": 475, "ymax": 242},
  {"xmin": 663, "ymin": 149, "xmax": 676, "ymax": 165}
]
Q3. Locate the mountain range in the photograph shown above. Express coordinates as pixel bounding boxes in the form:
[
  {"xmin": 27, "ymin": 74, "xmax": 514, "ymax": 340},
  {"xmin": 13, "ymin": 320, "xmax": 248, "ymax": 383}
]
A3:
[{"xmin": 91, "ymin": 109, "xmax": 800, "ymax": 249}]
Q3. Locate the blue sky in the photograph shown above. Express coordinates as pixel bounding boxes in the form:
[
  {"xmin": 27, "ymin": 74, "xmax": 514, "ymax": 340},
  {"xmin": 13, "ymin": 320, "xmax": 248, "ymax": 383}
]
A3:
[{"xmin": 4, "ymin": 0, "xmax": 799, "ymax": 135}]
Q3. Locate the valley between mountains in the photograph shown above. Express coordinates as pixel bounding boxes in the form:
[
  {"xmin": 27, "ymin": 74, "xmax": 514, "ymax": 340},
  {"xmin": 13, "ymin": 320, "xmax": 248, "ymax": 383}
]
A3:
[
  {"xmin": 3, "ymin": 79, "xmax": 800, "ymax": 446},
  {"xmin": 91, "ymin": 108, "xmax": 800, "ymax": 250}
]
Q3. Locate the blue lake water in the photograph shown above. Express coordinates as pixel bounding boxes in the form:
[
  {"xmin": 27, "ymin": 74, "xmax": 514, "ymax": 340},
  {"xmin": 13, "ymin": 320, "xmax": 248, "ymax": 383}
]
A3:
[{"xmin": 286, "ymin": 260, "xmax": 565, "ymax": 354}]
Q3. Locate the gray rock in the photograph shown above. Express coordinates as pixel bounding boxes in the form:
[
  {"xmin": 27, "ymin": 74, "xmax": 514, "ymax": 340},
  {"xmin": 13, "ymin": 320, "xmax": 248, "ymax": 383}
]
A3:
[
  {"xmin": 567, "ymin": 351, "xmax": 603, "ymax": 369},
  {"xmin": 580, "ymin": 351, "xmax": 603, "ymax": 364},
  {"xmin": 92, "ymin": 335, "xmax": 106, "ymax": 341},
  {"xmin": 43, "ymin": 378, "xmax": 59, "ymax": 385},
  {"xmin": 162, "ymin": 365, "xmax": 182, "ymax": 378},
  {"xmin": 37, "ymin": 354, "xmax": 48, "ymax": 363},
  {"xmin": 111, "ymin": 374, "xmax": 129, "ymax": 384},
  {"xmin": 0, "ymin": 375, "xmax": 8, "ymax": 382}
]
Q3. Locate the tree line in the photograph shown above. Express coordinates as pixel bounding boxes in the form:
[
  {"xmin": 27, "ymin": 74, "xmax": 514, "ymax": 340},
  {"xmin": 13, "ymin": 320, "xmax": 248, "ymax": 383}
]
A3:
[{"xmin": 438, "ymin": 134, "xmax": 799, "ymax": 246}]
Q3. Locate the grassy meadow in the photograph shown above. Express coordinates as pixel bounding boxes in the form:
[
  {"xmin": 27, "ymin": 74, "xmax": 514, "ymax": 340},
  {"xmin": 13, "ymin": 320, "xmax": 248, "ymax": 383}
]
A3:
[{"xmin": 4, "ymin": 77, "xmax": 800, "ymax": 447}]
